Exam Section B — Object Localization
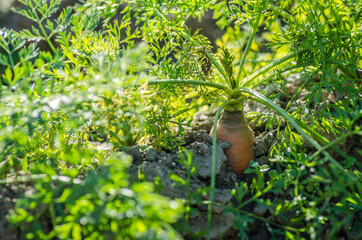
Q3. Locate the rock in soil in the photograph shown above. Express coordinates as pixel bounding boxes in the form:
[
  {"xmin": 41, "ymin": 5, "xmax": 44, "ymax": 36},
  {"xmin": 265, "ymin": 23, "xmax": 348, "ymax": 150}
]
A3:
[{"xmin": 187, "ymin": 212, "xmax": 235, "ymax": 240}]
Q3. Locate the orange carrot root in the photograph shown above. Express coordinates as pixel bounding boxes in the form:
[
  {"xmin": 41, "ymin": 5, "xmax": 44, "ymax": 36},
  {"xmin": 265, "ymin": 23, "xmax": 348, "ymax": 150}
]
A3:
[{"xmin": 210, "ymin": 110, "xmax": 255, "ymax": 174}]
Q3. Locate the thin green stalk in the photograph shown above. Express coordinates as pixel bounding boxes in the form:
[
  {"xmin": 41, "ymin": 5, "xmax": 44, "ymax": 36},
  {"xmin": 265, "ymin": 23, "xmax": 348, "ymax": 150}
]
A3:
[
  {"xmin": 250, "ymin": 62, "xmax": 314, "ymax": 89},
  {"xmin": 172, "ymin": 101, "xmax": 214, "ymax": 117},
  {"xmin": 241, "ymin": 88, "xmax": 320, "ymax": 151},
  {"xmin": 295, "ymin": 119, "xmax": 356, "ymax": 160},
  {"xmin": 236, "ymin": 13, "xmax": 261, "ymax": 87},
  {"xmin": 285, "ymin": 75, "xmax": 311, "ymax": 111},
  {"xmin": 240, "ymin": 50, "xmax": 307, "ymax": 88},
  {"xmin": 275, "ymin": 75, "xmax": 311, "ymax": 154},
  {"xmin": 207, "ymin": 100, "xmax": 230, "ymax": 240},
  {"xmin": 149, "ymin": 79, "xmax": 232, "ymax": 94},
  {"xmin": 49, "ymin": 203, "xmax": 57, "ymax": 233},
  {"xmin": 240, "ymin": 90, "xmax": 330, "ymax": 161},
  {"xmin": 0, "ymin": 37, "xmax": 15, "ymax": 67},
  {"xmin": 33, "ymin": 9, "xmax": 57, "ymax": 53},
  {"xmin": 310, "ymin": 130, "xmax": 361, "ymax": 160},
  {"xmin": 175, "ymin": 28, "xmax": 230, "ymax": 86},
  {"xmin": 8, "ymin": 49, "xmax": 15, "ymax": 68}
]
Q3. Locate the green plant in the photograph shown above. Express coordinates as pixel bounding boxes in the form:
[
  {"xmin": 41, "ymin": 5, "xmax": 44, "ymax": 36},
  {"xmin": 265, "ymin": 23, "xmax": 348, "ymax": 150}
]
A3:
[
  {"xmin": 7, "ymin": 153, "xmax": 183, "ymax": 240},
  {"xmin": 130, "ymin": 0, "xmax": 361, "ymax": 238}
]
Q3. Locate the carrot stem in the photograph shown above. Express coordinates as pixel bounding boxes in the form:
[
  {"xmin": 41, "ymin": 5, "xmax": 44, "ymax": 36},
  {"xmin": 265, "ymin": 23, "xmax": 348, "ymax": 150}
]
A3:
[
  {"xmin": 250, "ymin": 62, "xmax": 314, "ymax": 89},
  {"xmin": 207, "ymin": 100, "xmax": 231, "ymax": 240},
  {"xmin": 236, "ymin": 13, "xmax": 261, "ymax": 87},
  {"xmin": 149, "ymin": 79, "xmax": 232, "ymax": 94},
  {"xmin": 241, "ymin": 88, "xmax": 324, "ymax": 151},
  {"xmin": 171, "ymin": 101, "xmax": 214, "ymax": 118},
  {"xmin": 240, "ymin": 49, "xmax": 307, "ymax": 88}
]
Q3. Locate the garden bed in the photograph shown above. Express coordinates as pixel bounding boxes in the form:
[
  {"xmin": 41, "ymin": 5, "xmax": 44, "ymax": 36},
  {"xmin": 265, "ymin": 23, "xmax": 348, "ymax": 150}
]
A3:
[
  {"xmin": 1, "ymin": 96, "xmax": 360, "ymax": 239},
  {"xmin": 0, "ymin": 0, "xmax": 361, "ymax": 239}
]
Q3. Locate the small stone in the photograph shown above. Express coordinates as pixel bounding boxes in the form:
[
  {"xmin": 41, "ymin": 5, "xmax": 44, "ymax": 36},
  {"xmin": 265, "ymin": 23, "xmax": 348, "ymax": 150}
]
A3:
[
  {"xmin": 194, "ymin": 143, "xmax": 227, "ymax": 178},
  {"xmin": 188, "ymin": 212, "xmax": 235, "ymax": 239},
  {"xmin": 218, "ymin": 141, "xmax": 231, "ymax": 149},
  {"xmin": 275, "ymin": 210, "xmax": 295, "ymax": 225},
  {"xmin": 199, "ymin": 189, "xmax": 233, "ymax": 214},
  {"xmin": 191, "ymin": 112, "xmax": 215, "ymax": 132},
  {"xmin": 159, "ymin": 154, "xmax": 173, "ymax": 168},
  {"xmin": 214, "ymin": 189, "xmax": 233, "ymax": 205},
  {"xmin": 254, "ymin": 146, "xmax": 266, "ymax": 157},
  {"xmin": 141, "ymin": 162, "xmax": 174, "ymax": 197},
  {"xmin": 253, "ymin": 204, "xmax": 267, "ymax": 216},
  {"xmin": 128, "ymin": 146, "xmax": 143, "ymax": 164},
  {"xmin": 144, "ymin": 148, "xmax": 158, "ymax": 162},
  {"xmin": 256, "ymin": 156, "xmax": 266, "ymax": 165},
  {"xmin": 254, "ymin": 132, "xmax": 274, "ymax": 157},
  {"xmin": 200, "ymin": 144, "xmax": 210, "ymax": 155}
]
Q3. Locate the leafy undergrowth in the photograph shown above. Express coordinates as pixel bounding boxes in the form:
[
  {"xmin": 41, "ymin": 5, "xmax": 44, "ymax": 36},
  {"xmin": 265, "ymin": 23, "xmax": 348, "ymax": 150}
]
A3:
[{"xmin": 0, "ymin": 0, "xmax": 361, "ymax": 240}]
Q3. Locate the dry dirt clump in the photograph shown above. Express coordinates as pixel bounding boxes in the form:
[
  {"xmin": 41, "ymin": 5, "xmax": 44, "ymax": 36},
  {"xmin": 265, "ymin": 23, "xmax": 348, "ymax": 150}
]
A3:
[
  {"xmin": 126, "ymin": 109, "xmax": 275, "ymax": 239},
  {"xmin": 127, "ymin": 130, "xmax": 237, "ymax": 239}
]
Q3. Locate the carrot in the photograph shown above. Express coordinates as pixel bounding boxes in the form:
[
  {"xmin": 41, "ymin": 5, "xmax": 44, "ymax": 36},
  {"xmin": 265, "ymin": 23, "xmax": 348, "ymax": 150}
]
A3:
[{"xmin": 210, "ymin": 110, "xmax": 255, "ymax": 174}]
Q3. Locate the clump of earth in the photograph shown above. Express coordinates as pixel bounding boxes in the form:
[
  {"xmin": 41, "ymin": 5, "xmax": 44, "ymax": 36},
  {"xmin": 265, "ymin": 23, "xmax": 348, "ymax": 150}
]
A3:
[{"xmin": 122, "ymin": 101, "xmax": 283, "ymax": 239}]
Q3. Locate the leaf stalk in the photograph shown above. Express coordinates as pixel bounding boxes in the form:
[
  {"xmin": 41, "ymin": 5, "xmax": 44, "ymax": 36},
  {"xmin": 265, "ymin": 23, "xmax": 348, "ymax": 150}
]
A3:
[
  {"xmin": 241, "ymin": 49, "xmax": 307, "ymax": 88},
  {"xmin": 148, "ymin": 79, "xmax": 232, "ymax": 95},
  {"xmin": 236, "ymin": 13, "xmax": 262, "ymax": 86},
  {"xmin": 207, "ymin": 100, "xmax": 230, "ymax": 240}
]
